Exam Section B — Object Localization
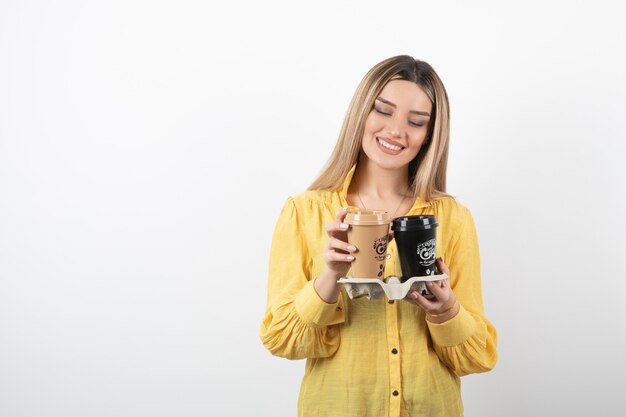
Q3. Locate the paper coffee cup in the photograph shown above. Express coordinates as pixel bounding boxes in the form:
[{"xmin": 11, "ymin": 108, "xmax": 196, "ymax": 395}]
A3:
[
  {"xmin": 345, "ymin": 210, "xmax": 391, "ymax": 279},
  {"xmin": 392, "ymin": 215, "xmax": 438, "ymax": 283}
]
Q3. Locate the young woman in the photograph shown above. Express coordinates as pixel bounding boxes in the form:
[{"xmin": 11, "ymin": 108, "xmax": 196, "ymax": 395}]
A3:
[{"xmin": 260, "ymin": 55, "xmax": 498, "ymax": 417}]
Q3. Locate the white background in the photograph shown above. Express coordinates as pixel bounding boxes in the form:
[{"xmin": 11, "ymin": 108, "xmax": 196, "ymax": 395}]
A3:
[{"xmin": 1, "ymin": 1, "xmax": 625, "ymax": 416}]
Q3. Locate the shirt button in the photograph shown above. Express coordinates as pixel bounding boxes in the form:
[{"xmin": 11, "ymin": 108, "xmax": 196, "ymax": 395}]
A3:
[
  {"xmin": 388, "ymin": 300, "xmax": 395, "ymax": 304},
  {"xmin": 391, "ymin": 348, "xmax": 398, "ymax": 354},
  {"xmin": 392, "ymin": 390, "xmax": 399, "ymax": 396}
]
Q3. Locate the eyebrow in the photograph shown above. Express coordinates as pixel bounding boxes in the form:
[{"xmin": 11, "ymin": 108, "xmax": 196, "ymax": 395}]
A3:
[{"xmin": 376, "ymin": 97, "xmax": 431, "ymax": 117}]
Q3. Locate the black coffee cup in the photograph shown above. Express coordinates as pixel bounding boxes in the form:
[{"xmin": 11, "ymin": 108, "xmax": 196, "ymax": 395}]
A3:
[{"xmin": 392, "ymin": 215, "xmax": 438, "ymax": 282}]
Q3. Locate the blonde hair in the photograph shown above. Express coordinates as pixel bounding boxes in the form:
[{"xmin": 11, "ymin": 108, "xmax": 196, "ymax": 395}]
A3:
[{"xmin": 308, "ymin": 55, "xmax": 451, "ymax": 201}]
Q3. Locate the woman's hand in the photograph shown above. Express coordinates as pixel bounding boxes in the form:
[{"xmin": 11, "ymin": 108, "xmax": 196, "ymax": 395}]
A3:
[
  {"xmin": 321, "ymin": 207, "xmax": 356, "ymax": 278},
  {"xmin": 314, "ymin": 207, "xmax": 356, "ymax": 303},
  {"xmin": 405, "ymin": 258, "xmax": 460, "ymax": 323}
]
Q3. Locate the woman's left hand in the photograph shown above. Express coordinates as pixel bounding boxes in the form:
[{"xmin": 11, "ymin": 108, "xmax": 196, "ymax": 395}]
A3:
[{"xmin": 405, "ymin": 258, "xmax": 459, "ymax": 323}]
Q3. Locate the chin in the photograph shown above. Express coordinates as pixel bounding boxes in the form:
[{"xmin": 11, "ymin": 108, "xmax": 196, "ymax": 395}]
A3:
[{"xmin": 370, "ymin": 156, "xmax": 411, "ymax": 171}]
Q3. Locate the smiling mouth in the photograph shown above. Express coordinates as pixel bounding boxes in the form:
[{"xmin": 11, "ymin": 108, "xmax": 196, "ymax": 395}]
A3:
[{"xmin": 377, "ymin": 137, "xmax": 404, "ymax": 151}]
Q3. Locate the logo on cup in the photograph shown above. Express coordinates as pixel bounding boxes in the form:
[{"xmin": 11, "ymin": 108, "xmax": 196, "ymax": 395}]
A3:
[
  {"xmin": 417, "ymin": 238, "xmax": 436, "ymax": 266},
  {"xmin": 373, "ymin": 235, "xmax": 389, "ymax": 261}
]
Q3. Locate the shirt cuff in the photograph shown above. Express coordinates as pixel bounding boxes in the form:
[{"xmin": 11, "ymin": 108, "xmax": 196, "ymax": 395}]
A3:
[
  {"xmin": 426, "ymin": 304, "xmax": 477, "ymax": 347},
  {"xmin": 294, "ymin": 280, "xmax": 345, "ymax": 328}
]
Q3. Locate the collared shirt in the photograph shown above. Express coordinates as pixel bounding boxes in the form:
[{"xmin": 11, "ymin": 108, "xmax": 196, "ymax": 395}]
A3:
[{"xmin": 260, "ymin": 167, "xmax": 498, "ymax": 417}]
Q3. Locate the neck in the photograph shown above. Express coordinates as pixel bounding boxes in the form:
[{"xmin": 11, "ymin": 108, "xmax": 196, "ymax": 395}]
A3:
[{"xmin": 350, "ymin": 159, "xmax": 411, "ymax": 199}]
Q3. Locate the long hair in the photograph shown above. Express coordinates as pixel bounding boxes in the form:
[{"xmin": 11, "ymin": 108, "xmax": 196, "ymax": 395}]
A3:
[{"xmin": 308, "ymin": 55, "xmax": 451, "ymax": 201}]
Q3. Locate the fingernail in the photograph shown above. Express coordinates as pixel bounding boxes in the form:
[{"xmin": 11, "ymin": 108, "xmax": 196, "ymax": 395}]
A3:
[
  {"xmin": 346, "ymin": 255, "xmax": 355, "ymax": 261},
  {"xmin": 340, "ymin": 223, "xmax": 349, "ymax": 229},
  {"xmin": 342, "ymin": 207, "xmax": 349, "ymax": 211},
  {"xmin": 426, "ymin": 282, "xmax": 433, "ymax": 287},
  {"xmin": 347, "ymin": 245, "xmax": 356, "ymax": 252}
]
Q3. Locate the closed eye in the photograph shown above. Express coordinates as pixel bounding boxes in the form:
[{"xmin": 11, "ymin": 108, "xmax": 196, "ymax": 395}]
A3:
[
  {"xmin": 374, "ymin": 107, "xmax": 391, "ymax": 116},
  {"xmin": 376, "ymin": 106, "xmax": 426, "ymax": 128}
]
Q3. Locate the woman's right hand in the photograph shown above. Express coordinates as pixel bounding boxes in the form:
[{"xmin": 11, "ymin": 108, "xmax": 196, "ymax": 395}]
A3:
[
  {"xmin": 314, "ymin": 207, "xmax": 356, "ymax": 303},
  {"xmin": 322, "ymin": 207, "xmax": 357, "ymax": 278}
]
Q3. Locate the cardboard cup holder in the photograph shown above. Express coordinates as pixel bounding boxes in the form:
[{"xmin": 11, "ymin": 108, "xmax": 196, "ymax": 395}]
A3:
[{"xmin": 337, "ymin": 274, "xmax": 449, "ymax": 301}]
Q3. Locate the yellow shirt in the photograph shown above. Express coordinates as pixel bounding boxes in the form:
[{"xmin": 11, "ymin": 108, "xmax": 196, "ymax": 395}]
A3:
[{"xmin": 260, "ymin": 168, "xmax": 498, "ymax": 417}]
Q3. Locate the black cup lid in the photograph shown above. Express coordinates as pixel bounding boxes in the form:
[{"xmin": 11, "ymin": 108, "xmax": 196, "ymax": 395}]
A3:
[{"xmin": 392, "ymin": 215, "xmax": 438, "ymax": 231}]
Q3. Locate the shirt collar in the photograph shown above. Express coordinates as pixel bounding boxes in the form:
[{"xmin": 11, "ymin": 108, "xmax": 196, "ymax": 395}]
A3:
[{"xmin": 339, "ymin": 165, "xmax": 430, "ymax": 212}]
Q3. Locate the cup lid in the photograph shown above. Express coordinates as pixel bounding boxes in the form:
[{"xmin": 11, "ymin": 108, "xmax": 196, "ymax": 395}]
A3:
[
  {"xmin": 392, "ymin": 215, "xmax": 438, "ymax": 231},
  {"xmin": 345, "ymin": 210, "xmax": 391, "ymax": 226}
]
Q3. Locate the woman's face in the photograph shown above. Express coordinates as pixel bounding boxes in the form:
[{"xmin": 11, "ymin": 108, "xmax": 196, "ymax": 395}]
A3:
[{"xmin": 361, "ymin": 80, "xmax": 432, "ymax": 171}]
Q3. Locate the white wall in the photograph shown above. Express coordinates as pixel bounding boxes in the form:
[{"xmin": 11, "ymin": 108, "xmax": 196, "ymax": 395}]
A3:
[{"xmin": 1, "ymin": 1, "xmax": 625, "ymax": 416}]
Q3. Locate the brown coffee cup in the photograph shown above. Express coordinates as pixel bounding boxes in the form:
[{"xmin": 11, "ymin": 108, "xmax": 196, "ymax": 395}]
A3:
[{"xmin": 345, "ymin": 210, "xmax": 391, "ymax": 279}]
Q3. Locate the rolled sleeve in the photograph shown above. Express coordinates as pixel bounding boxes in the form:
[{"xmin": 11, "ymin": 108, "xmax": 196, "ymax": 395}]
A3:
[
  {"xmin": 426, "ymin": 304, "xmax": 477, "ymax": 347},
  {"xmin": 295, "ymin": 280, "xmax": 345, "ymax": 328}
]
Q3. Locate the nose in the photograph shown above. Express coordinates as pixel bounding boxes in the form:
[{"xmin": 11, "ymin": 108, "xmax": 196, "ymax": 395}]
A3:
[{"xmin": 389, "ymin": 115, "xmax": 404, "ymax": 138}]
